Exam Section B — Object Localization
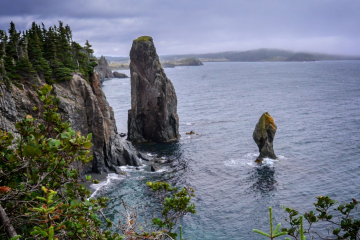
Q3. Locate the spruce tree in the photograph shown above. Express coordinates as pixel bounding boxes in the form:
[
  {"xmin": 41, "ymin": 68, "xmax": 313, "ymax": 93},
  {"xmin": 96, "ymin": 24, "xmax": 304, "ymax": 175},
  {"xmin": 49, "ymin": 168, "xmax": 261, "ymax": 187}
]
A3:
[
  {"xmin": 1, "ymin": 21, "xmax": 96, "ymax": 84},
  {"xmin": 16, "ymin": 36, "xmax": 36, "ymax": 80}
]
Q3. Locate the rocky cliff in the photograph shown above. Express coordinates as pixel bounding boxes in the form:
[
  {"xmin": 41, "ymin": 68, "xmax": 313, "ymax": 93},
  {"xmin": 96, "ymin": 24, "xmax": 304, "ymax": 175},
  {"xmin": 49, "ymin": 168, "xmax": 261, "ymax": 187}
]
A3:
[
  {"xmin": 95, "ymin": 56, "xmax": 114, "ymax": 83},
  {"xmin": 127, "ymin": 36, "xmax": 180, "ymax": 143},
  {"xmin": 0, "ymin": 73, "xmax": 141, "ymax": 174}
]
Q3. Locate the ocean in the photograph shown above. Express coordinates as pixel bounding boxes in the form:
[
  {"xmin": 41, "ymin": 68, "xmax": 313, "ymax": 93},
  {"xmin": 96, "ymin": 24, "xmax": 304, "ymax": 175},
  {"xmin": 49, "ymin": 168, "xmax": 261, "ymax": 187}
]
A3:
[{"xmin": 93, "ymin": 61, "xmax": 360, "ymax": 239}]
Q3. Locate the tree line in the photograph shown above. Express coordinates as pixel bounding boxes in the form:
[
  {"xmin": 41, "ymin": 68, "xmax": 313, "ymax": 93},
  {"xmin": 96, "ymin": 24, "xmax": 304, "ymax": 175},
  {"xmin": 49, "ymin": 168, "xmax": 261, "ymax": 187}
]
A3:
[{"xmin": 0, "ymin": 21, "xmax": 97, "ymax": 89}]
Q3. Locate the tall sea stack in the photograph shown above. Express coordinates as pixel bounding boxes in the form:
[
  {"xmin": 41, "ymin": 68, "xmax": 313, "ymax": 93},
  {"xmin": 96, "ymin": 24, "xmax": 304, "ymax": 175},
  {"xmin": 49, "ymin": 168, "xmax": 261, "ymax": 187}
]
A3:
[
  {"xmin": 127, "ymin": 36, "xmax": 180, "ymax": 143},
  {"xmin": 253, "ymin": 112, "xmax": 277, "ymax": 161}
]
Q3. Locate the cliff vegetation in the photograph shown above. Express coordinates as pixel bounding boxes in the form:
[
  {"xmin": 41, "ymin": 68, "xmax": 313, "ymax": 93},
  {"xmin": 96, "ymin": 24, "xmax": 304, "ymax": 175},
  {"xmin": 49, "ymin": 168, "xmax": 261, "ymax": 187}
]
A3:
[{"xmin": 0, "ymin": 21, "xmax": 97, "ymax": 88}]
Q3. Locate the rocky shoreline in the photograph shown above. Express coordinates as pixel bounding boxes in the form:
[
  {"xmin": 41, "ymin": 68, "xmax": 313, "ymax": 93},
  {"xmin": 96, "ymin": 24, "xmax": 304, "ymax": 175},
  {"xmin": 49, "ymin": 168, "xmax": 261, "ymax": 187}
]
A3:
[{"xmin": 0, "ymin": 72, "xmax": 140, "ymax": 174}]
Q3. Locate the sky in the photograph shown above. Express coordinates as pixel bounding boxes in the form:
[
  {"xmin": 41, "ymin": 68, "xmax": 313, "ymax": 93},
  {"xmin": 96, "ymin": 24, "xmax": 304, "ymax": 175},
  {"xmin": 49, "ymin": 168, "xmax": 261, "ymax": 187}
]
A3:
[{"xmin": 0, "ymin": 0, "xmax": 359, "ymax": 57}]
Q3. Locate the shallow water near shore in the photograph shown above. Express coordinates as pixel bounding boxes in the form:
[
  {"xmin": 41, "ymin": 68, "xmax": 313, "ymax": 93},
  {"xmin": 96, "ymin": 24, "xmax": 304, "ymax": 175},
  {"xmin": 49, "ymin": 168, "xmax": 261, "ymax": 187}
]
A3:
[{"xmin": 94, "ymin": 61, "xmax": 360, "ymax": 239}]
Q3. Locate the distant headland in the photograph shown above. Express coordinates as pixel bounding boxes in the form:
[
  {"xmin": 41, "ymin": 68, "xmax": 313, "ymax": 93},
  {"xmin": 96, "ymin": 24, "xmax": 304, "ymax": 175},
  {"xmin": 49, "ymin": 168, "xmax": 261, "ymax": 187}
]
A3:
[{"xmin": 105, "ymin": 48, "xmax": 360, "ymax": 69}]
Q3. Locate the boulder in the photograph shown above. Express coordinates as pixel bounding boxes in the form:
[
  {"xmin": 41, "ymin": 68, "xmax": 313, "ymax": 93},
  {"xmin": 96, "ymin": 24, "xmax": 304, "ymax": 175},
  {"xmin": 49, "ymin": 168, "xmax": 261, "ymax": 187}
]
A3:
[
  {"xmin": 127, "ymin": 36, "xmax": 180, "ymax": 143},
  {"xmin": 253, "ymin": 112, "xmax": 277, "ymax": 161},
  {"xmin": 113, "ymin": 71, "xmax": 129, "ymax": 78},
  {"xmin": 151, "ymin": 163, "xmax": 162, "ymax": 172}
]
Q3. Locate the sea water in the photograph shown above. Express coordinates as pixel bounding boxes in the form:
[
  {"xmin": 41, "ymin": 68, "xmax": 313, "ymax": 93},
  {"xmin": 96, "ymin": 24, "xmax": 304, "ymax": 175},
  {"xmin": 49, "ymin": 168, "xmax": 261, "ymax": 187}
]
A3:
[{"xmin": 95, "ymin": 61, "xmax": 360, "ymax": 239}]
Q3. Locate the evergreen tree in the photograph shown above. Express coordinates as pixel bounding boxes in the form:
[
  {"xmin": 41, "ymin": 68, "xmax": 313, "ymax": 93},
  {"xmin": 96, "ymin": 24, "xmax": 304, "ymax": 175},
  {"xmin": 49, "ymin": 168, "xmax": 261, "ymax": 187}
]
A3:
[
  {"xmin": 1, "ymin": 21, "xmax": 96, "ymax": 84},
  {"xmin": 16, "ymin": 37, "xmax": 36, "ymax": 80},
  {"xmin": 4, "ymin": 22, "xmax": 21, "ymax": 80},
  {"xmin": 27, "ymin": 23, "xmax": 52, "ymax": 81},
  {"xmin": 0, "ymin": 30, "xmax": 11, "ymax": 89}
]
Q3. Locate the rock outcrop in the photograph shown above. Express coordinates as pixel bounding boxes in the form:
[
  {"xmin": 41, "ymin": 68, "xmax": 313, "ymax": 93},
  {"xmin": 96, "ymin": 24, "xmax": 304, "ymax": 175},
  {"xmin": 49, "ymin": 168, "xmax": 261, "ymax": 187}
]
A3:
[
  {"xmin": 127, "ymin": 36, "xmax": 180, "ymax": 143},
  {"xmin": 175, "ymin": 57, "xmax": 203, "ymax": 66},
  {"xmin": 0, "ymin": 73, "xmax": 141, "ymax": 174},
  {"xmin": 113, "ymin": 71, "xmax": 129, "ymax": 78},
  {"xmin": 94, "ymin": 56, "xmax": 114, "ymax": 83},
  {"xmin": 253, "ymin": 112, "xmax": 277, "ymax": 161}
]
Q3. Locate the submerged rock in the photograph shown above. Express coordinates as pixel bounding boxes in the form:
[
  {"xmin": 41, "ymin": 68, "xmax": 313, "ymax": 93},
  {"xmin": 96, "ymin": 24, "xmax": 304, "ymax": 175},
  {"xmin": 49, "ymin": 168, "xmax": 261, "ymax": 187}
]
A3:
[
  {"xmin": 127, "ymin": 36, "xmax": 180, "ymax": 143},
  {"xmin": 151, "ymin": 163, "xmax": 162, "ymax": 172},
  {"xmin": 253, "ymin": 112, "xmax": 277, "ymax": 161}
]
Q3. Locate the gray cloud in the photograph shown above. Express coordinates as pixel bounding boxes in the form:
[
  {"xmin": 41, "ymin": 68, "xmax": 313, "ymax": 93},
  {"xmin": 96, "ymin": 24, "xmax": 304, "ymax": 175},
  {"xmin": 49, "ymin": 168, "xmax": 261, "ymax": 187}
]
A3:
[{"xmin": 0, "ymin": 0, "xmax": 359, "ymax": 56}]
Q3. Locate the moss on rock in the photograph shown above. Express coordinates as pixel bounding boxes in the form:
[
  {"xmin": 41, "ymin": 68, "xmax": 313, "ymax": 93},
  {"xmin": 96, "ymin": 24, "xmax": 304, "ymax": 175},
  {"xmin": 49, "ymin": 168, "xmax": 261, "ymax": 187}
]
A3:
[{"xmin": 134, "ymin": 36, "xmax": 152, "ymax": 42}]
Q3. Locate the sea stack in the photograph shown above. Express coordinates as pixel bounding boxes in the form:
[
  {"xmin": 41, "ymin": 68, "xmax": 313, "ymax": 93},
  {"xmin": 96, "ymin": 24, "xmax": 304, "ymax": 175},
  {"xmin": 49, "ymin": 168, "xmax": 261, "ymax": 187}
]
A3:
[
  {"xmin": 253, "ymin": 112, "xmax": 277, "ymax": 161},
  {"xmin": 127, "ymin": 36, "xmax": 180, "ymax": 143},
  {"xmin": 94, "ymin": 56, "xmax": 114, "ymax": 83}
]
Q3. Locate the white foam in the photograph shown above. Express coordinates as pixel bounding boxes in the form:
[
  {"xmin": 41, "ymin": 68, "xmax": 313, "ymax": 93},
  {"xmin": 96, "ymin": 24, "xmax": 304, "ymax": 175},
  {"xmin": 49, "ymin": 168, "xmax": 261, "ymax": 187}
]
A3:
[
  {"xmin": 151, "ymin": 168, "xmax": 167, "ymax": 173},
  {"xmin": 224, "ymin": 153, "xmax": 286, "ymax": 168},
  {"xmin": 90, "ymin": 173, "xmax": 125, "ymax": 198},
  {"xmin": 186, "ymin": 122, "xmax": 194, "ymax": 126}
]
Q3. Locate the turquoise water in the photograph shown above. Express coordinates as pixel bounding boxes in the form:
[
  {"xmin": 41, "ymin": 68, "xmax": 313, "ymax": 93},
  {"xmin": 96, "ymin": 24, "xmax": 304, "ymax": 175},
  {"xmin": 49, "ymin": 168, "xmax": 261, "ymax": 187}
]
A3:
[{"xmin": 97, "ymin": 61, "xmax": 360, "ymax": 239}]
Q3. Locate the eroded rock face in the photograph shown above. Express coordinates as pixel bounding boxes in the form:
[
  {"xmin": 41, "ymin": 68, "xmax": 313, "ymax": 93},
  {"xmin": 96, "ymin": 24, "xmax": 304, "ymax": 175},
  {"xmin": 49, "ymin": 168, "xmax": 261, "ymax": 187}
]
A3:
[
  {"xmin": 253, "ymin": 112, "xmax": 277, "ymax": 161},
  {"xmin": 127, "ymin": 36, "xmax": 180, "ymax": 143},
  {"xmin": 95, "ymin": 56, "xmax": 113, "ymax": 83},
  {"xmin": 0, "ymin": 73, "xmax": 141, "ymax": 174}
]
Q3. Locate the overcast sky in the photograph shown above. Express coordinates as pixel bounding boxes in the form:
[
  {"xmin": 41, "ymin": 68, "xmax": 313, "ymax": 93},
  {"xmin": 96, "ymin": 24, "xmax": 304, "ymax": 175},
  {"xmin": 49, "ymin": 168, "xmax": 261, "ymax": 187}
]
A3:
[{"xmin": 0, "ymin": 0, "xmax": 359, "ymax": 57}]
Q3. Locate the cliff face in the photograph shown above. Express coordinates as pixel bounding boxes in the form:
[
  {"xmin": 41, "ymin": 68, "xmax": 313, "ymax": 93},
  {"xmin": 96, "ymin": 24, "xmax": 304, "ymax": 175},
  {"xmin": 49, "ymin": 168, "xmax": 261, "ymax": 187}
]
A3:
[
  {"xmin": 0, "ymin": 73, "xmax": 141, "ymax": 173},
  {"xmin": 94, "ymin": 56, "xmax": 114, "ymax": 83},
  {"xmin": 127, "ymin": 36, "xmax": 180, "ymax": 143}
]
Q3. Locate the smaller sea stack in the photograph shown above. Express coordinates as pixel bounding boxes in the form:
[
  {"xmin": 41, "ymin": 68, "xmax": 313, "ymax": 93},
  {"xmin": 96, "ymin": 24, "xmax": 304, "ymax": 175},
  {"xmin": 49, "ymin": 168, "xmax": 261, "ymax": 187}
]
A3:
[
  {"xmin": 127, "ymin": 36, "xmax": 180, "ymax": 143},
  {"xmin": 253, "ymin": 112, "xmax": 277, "ymax": 161}
]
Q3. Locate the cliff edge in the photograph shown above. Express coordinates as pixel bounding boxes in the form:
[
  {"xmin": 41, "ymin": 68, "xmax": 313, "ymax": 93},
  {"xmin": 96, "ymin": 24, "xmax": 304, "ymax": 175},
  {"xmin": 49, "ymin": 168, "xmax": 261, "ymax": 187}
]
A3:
[{"xmin": 0, "ymin": 73, "xmax": 141, "ymax": 173}]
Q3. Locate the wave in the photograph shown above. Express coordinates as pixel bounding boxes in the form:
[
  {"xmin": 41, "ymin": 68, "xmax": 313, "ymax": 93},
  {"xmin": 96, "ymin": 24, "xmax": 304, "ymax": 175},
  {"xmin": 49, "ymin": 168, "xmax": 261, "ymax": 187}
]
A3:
[
  {"xmin": 224, "ymin": 153, "xmax": 286, "ymax": 168},
  {"xmin": 90, "ymin": 172, "xmax": 125, "ymax": 198}
]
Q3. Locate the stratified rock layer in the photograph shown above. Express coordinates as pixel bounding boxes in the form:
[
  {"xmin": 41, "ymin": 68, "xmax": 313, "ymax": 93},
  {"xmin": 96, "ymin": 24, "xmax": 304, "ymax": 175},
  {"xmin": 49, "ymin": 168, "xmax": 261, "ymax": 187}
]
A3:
[
  {"xmin": 253, "ymin": 112, "xmax": 277, "ymax": 161},
  {"xmin": 127, "ymin": 36, "xmax": 180, "ymax": 143},
  {"xmin": 95, "ymin": 56, "xmax": 114, "ymax": 83},
  {"xmin": 0, "ymin": 73, "xmax": 141, "ymax": 173}
]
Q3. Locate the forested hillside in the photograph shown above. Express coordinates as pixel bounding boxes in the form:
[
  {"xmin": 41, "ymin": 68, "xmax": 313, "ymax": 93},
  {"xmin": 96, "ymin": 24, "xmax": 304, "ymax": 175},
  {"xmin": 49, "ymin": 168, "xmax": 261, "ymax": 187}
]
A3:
[{"xmin": 0, "ymin": 21, "xmax": 97, "ymax": 87}]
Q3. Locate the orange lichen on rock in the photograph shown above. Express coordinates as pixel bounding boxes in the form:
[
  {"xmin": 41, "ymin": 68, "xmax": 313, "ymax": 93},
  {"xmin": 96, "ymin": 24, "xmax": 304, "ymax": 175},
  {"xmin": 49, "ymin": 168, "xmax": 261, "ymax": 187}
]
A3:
[{"xmin": 264, "ymin": 112, "xmax": 276, "ymax": 129}]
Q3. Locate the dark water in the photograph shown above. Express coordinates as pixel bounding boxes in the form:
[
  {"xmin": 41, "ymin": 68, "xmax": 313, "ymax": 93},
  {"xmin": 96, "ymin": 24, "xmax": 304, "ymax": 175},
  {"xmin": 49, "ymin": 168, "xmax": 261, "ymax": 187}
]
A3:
[{"xmin": 96, "ymin": 61, "xmax": 360, "ymax": 239}]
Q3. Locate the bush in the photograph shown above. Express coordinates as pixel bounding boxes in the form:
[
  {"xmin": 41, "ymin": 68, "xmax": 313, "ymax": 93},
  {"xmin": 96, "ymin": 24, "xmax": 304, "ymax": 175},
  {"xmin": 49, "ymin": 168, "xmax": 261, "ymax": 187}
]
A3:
[{"xmin": 0, "ymin": 84, "xmax": 120, "ymax": 239}]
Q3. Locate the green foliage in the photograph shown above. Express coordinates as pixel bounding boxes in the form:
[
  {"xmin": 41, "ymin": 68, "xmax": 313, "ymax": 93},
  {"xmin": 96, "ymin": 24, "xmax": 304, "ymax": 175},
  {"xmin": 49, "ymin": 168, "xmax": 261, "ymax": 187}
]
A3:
[
  {"xmin": 0, "ymin": 84, "xmax": 121, "ymax": 239},
  {"xmin": 253, "ymin": 207, "xmax": 288, "ymax": 239},
  {"xmin": 281, "ymin": 196, "xmax": 359, "ymax": 240},
  {"xmin": 0, "ymin": 21, "xmax": 96, "ymax": 86},
  {"xmin": 116, "ymin": 182, "xmax": 196, "ymax": 239},
  {"xmin": 53, "ymin": 67, "xmax": 73, "ymax": 82},
  {"xmin": 146, "ymin": 182, "xmax": 196, "ymax": 239}
]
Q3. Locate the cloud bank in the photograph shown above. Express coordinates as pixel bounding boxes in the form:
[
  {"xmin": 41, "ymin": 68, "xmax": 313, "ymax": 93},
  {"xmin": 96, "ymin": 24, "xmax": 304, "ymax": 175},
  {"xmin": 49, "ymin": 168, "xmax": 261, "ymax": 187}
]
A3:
[{"xmin": 1, "ymin": 0, "xmax": 359, "ymax": 56}]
